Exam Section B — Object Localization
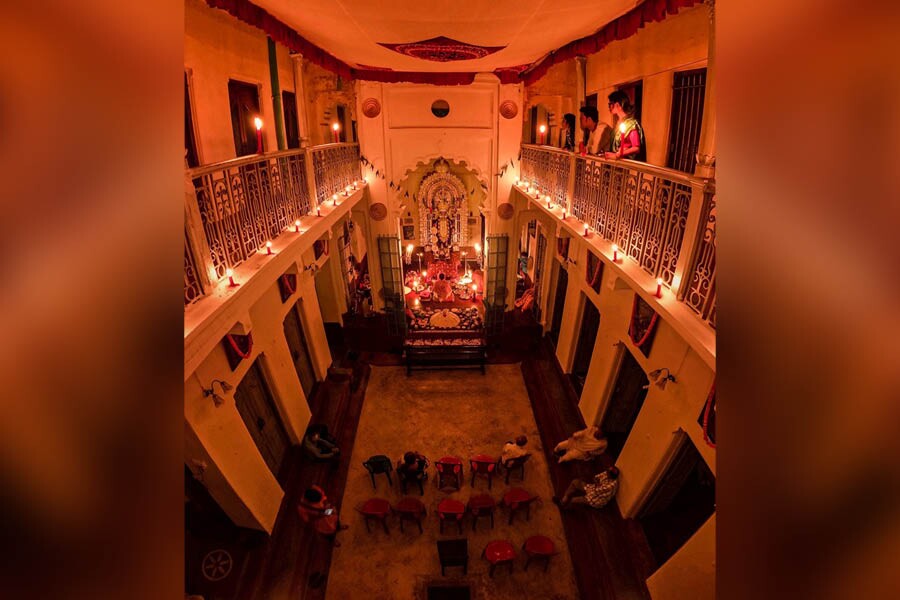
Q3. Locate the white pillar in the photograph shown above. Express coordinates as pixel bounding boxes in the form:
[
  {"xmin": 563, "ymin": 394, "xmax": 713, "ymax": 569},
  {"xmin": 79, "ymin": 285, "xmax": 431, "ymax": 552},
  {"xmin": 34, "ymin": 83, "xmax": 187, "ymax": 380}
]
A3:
[
  {"xmin": 290, "ymin": 53, "xmax": 311, "ymax": 148},
  {"xmin": 694, "ymin": 0, "xmax": 716, "ymax": 179},
  {"xmin": 575, "ymin": 56, "xmax": 587, "ymax": 108}
]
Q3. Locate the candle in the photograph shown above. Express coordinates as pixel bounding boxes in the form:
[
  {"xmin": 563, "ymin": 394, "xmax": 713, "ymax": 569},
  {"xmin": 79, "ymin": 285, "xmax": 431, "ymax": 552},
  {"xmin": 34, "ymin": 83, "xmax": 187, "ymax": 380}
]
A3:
[
  {"xmin": 317, "ymin": 206, "xmax": 321, "ymax": 217},
  {"xmin": 538, "ymin": 124, "xmax": 546, "ymax": 145},
  {"xmin": 584, "ymin": 225, "xmax": 589, "ymax": 236},
  {"xmin": 265, "ymin": 241, "xmax": 273, "ymax": 255},
  {"xmin": 254, "ymin": 117, "xmax": 263, "ymax": 153},
  {"xmin": 332, "ymin": 194, "xmax": 339, "ymax": 206},
  {"xmin": 295, "ymin": 220, "xmax": 301, "ymax": 233},
  {"xmin": 562, "ymin": 208, "xmax": 567, "ymax": 220},
  {"xmin": 226, "ymin": 268, "xmax": 237, "ymax": 287},
  {"xmin": 612, "ymin": 244, "xmax": 618, "ymax": 262},
  {"xmin": 656, "ymin": 278, "xmax": 663, "ymax": 298},
  {"xmin": 332, "ymin": 122, "xmax": 340, "ymax": 144}
]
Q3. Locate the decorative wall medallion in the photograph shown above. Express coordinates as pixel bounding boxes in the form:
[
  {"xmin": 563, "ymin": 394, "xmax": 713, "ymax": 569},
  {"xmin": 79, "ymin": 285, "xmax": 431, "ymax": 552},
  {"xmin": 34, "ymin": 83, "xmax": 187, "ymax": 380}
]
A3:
[
  {"xmin": 362, "ymin": 98, "xmax": 381, "ymax": 118},
  {"xmin": 497, "ymin": 203, "xmax": 514, "ymax": 220},
  {"xmin": 499, "ymin": 100, "xmax": 518, "ymax": 119},
  {"xmin": 201, "ymin": 549, "xmax": 233, "ymax": 581},
  {"xmin": 369, "ymin": 202, "xmax": 388, "ymax": 221},
  {"xmin": 378, "ymin": 36, "xmax": 505, "ymax": 62}
]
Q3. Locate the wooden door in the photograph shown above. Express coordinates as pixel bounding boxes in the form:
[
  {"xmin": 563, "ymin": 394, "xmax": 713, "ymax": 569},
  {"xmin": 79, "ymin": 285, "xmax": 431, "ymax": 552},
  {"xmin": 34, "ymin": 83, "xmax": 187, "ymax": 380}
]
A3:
[
  {"xmin": 548, "ymin": 263, "xmax": 568, "ymax": 347},
  {"xmin": 282, "ymin": 90, "xmax": 300, "ymax": 149},
  {"xmin": 184, "ymin": 73, "xmax": 200, "ymax": 167},
  {"xmin": 228, "ymin": 79, "xmax": 261, "ymax": 157},
  {"xmin": 666, "ymin": 68, "xmax": 707, "ymax": 173},
  {"xmin": 233, "ymin": 359, "xmax": 290, "ymax": 481},
  {"xmin": 637, "ymin": 433, "xmax": 716, "ymax": 572},
  {"xmin": 570, "ymin": 295, "xmax": 600, "ymax": 400},
  {"xmin": 283, "ymin": 302, "xmax": 317, "ymax": 404},
  {"xmin": 601, "ymin": 348, "xmax": 649, "ymax": 458}
]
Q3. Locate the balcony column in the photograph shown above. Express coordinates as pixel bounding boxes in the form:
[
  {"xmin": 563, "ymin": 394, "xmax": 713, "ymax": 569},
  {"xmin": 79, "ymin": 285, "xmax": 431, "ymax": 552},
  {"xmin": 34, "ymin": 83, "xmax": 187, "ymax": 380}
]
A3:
[
  {"xmin": 184, "ymin": 175, "xmax": 216, "ymax": 288},
  {"xmin": 694, "ymin": 0, "xmax": 716, "ymax": 179},
  {"xmin": 575, "ymin": 56, "xmax": 586, "ymax": 108},
  {"xmin": 267, "ymin": 37, "xmax": 286, "ymax": 151},
  {"xmin": 290, "ymin": 53, "xmax": 312, "ymax": 148}
]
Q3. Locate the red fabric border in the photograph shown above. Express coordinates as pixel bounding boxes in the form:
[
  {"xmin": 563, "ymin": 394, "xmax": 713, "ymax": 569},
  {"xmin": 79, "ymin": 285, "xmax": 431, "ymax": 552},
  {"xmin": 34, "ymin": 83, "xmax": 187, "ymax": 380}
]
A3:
[
  {"xmin": 205, "ymin": 0, "xmax": 701, "ymax": 86},
  {"xmin": 628, "ymin": 293, "xmax": 659, "ymax": 348},
  {"xmin": 225, "ymin": 333, "xmax": 253, "ymax": 359}
]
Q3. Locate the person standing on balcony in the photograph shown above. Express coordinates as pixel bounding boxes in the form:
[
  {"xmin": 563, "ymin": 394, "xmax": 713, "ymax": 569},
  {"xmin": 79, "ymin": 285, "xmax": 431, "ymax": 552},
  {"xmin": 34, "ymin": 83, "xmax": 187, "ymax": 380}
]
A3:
[
  {"xmin": 604, "ymin": 90, "xmax": 646, "ymax": 162},
  {"xmin": 579, "ymin": 106, "xmax": 612, "ymax": 156}
]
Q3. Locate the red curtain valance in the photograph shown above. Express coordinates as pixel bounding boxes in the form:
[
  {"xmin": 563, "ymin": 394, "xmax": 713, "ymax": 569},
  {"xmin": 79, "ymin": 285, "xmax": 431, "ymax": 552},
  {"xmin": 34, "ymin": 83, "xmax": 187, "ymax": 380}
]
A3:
[
  {"xmin": 586, "ymin": 252, "xmax": 604, "ymax": 293},
  {"xmin": 278, "ymin": 273, "xmax": 297, "ymax": 303},
  {"xmin": 628, "ymin": 293, "xmax": 659, "ymax": 353},
  {"xmin": 206, "ymin": 0, "xmax": 701, "ymax": 86},
  {"xmin": 557, "ymin": 237, "xmax": 570, "ymax": 260}
]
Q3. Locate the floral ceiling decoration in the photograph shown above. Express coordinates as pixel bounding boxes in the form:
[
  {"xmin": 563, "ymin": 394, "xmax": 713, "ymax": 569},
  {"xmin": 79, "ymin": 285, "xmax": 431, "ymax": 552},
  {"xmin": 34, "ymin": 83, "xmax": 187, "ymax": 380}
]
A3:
[{"xmin": 377, "ymin": 36, "xmax": 505, "ymax": 63}]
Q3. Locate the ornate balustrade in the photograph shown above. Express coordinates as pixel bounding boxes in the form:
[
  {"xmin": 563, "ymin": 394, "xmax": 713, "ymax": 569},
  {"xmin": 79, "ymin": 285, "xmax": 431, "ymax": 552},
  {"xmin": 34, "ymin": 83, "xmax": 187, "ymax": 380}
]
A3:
[
  {"xmin": 683, "ymin": 188, "xmax": 716, "ymax": 328},
  {"xmin": 519, "ymin": 145, "xmax": 716, "ymax": 329},
  {"xmin": 519, "ymin": 145, "xmax": 571, "ymax": 207},
  {"xmin": 184, "ymin": 144, "xmax": 360, "ymax": 306},
  {"xmin": 311, "ymin": 143, "xmax": 362, "ymax": 207}
]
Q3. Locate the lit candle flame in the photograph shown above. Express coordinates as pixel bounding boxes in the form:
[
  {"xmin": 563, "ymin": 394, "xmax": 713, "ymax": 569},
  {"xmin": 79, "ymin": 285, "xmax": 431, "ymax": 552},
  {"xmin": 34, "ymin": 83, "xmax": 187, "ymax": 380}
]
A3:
[{"xmin": 254, "ymin": 117, "xmax": 263, "ymax": 130}]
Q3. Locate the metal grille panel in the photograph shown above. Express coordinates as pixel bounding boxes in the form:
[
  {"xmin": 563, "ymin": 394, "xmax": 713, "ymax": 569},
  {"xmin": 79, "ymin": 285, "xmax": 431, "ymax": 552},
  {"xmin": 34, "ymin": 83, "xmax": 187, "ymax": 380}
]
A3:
[
  {"xmin": 311, "ymin": 144, "xmax": 361, "ymax": 206},
  {"xmin": 666, "ymin": 69, "xmax": 707, "ymax": 174}
]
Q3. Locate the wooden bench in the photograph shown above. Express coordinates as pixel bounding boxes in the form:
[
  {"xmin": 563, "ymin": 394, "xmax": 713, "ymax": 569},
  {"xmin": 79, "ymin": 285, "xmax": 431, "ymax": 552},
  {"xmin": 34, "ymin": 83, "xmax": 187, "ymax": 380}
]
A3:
[{"xmin": 405, "ymin": 343, "xmax": 486, "ymax": 375}]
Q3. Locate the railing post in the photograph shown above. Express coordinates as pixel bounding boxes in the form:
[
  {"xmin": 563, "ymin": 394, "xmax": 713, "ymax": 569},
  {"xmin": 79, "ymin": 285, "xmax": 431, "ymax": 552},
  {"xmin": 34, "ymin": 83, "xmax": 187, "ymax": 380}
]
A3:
[
  {"xmin": 304, "ymin": 147, "xmax": 319, "ymax": 212},
  {"xmin": 184, "ymin": 174, "xmax": 216, "ymax": 288},
  {"xmin": 672, "ymin": 179, "xmax": 712, "ymax": 299},
  {"xmin": 566, "ymin": 154, "xmax": 576, "ymax": 215}
]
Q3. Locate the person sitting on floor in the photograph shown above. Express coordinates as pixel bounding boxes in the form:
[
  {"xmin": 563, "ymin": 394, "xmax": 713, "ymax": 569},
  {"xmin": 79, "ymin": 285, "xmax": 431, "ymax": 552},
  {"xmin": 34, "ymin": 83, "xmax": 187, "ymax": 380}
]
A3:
[
  {"xmin": 432, "ymin": 272, "xmax": 454, "ymax": 302},
  {"xmin": 554, "ymin": 466, "xmax": 620, "ymax": 510},
  {"xmin": 303, "ymin": 424, "xmax": 340, "ymax": 461},
  {"xmin": 500, "ymin": 435, "xmax": 529, "ymax": 468},
  {"xmin": 297, "ymin": 485, "xmax": 349, "ymax": 546},
  {"xmin": 553, "ymin": 425, "xmax": 608, "ymax": 463}
]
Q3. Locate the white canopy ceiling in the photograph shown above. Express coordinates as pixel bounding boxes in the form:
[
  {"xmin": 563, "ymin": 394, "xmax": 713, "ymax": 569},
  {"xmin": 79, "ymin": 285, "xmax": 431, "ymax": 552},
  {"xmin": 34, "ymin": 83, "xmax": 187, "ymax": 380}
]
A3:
[{"xmin": 251, "ymin": 0, "xmax": 638, "ymax": 72}]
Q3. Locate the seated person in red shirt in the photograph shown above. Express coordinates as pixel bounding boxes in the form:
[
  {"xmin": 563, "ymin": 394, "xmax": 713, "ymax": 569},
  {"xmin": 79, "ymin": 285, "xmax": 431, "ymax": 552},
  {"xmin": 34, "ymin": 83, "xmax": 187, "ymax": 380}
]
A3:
[{"xmin": 297, "ymin": 485, "xmax": 348, "ymax": 546}]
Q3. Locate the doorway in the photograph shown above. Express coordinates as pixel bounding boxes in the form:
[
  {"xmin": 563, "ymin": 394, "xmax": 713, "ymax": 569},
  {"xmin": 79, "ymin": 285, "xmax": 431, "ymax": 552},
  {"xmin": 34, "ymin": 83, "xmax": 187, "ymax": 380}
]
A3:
[
  {"xmin": 548, "ymin": 263, "xmax": 568, "ymax": 347},
  {"xmin": 283, "ymin": 301, "xmax": 317, "ymax": 405},
  {"xmin": 184, "ymin": 72, "xmax": 200, "ymax": 168},
  {"xmin": 282, "ymin": 90, "xmax": 300, "ymax": 149},
  {"xmin": 233, "ymin": 358, "xmax": 291, "ymax": 482},
  {"xmin": 228, "ymin": 79, "xmax": 261, "ymax": 157},
  {"xmin": 600, "ymin": 347, "xmax": 649, "ymax": 459},
  {"xmin": 570, "ymin": 295, "xmax": 600, "ymax": 400},
  {"xmin": 637, "ymin": 433, "xmax": 716, "ymax": 572}
]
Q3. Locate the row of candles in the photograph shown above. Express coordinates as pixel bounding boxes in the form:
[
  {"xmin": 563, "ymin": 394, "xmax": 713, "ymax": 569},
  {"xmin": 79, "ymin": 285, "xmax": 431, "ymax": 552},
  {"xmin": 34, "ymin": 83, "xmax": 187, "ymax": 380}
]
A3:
[
  {"xmin": 513, "ymin": 179, "xmax": 666, "ymax": 300},
  {"xmin": 225, "ymin": 178, "xmax": 366, "ymax": 287},
  {"xmin": 250, "ymin": 116, "xmax": 344, "ymax": 153}
]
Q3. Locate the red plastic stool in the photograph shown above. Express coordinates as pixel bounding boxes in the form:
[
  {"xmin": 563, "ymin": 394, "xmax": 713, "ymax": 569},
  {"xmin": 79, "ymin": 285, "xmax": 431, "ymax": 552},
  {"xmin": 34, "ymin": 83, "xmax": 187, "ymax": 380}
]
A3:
[
  {"xmin": 437, "ymin": 498, "xmax": 466, "ymax": 535},
  {"xmin": 467, "ymin": 493, "xmax": 496, "ymax": 531},
  {"xmin": 394, "ymin": 497, "xmax": 427, "ymax": 534},
  {"xmin": 482, "ymin": 540, "xmax": 516, "ymax": 577},
  {"xmin": 357, "ymin": 497, "xmax": 391, "ymax": 534},
  {"xmin": 502, "ymin": 487, "xmax": 537, "ymax": 525},
  {"xmin": 523, "ymin": 535, "xmax": 557, "ymax": 572}
]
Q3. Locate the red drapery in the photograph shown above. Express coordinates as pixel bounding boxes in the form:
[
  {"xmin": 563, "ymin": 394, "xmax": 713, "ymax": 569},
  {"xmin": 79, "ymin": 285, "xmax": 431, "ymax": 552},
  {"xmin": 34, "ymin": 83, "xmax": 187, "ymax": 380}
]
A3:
[
  {"xmin": 206, "ymin": 0, "xmax": 701, "ymax": 86},
  {"xmin": 628, "ymin": 293, "xmax": 659, "ymax": 349},
  {"xmin": 556, "ymin": 237, "xmax": 570, "ymax": 260},
  {"xmin": 278, "ymin": 273, "xmax": 297, "ymax": 302},
  {"xmin": 586, "ymin": 252, "xmax": 604, "ymax": 292}
]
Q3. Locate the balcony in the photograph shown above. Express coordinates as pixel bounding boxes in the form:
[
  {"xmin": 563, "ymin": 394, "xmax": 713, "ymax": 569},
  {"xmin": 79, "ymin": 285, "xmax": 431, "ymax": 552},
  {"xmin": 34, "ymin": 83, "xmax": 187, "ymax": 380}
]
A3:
[
  {"xmin": 518, "ymin": 144, "xmax": 716, "ymax": 331},
  {"xmin": 184, "ymin": 143, "xmax": 362, "ymax": 307}
]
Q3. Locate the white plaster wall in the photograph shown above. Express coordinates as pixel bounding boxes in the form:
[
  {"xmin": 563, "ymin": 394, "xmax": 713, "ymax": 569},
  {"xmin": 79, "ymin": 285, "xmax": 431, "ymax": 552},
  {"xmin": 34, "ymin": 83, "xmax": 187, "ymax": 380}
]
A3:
[
  {"xmin": 584, "ymin": 4, "xmax": 710, "ymax": 166},
  {"xmin": 356, "ymin": 77, "xmax": 523, "ymax": 305},
  {"xmin": 184, "ymin": 251, "xmax": 336, "ymax": 532},
  {"xmin": 185, "ymin": 0, "xmax": 297, "ymax": 164},
  {"xmin": 647, "ymin": 514, "xmax": 716, "ymax": 600}
]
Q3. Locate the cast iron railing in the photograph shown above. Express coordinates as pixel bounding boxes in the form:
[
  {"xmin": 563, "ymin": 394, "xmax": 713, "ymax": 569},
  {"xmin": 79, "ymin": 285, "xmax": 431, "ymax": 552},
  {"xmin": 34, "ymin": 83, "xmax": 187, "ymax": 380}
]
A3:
[
  {"xmin": 184, "ymin": 144, "xmax": 360, "ymax": 305},
  {"xmin": 519, "ymin": 144, "xmax": 715, "ymax": 329}
]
